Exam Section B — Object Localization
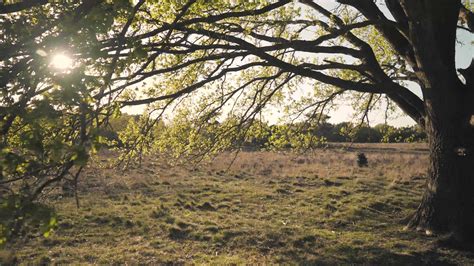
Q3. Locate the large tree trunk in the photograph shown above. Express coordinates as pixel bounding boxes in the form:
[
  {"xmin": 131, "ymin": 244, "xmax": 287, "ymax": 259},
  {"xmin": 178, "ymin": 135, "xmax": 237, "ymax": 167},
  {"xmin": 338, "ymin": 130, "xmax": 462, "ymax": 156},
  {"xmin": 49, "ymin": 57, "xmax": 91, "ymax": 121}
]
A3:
[
  {"xmin": 397, "ymin": 0, "xmax": 474, "ymax": 244},
  {"xmin": 408, "ymin": 81, "xmax": 474, "ymax": 243}
]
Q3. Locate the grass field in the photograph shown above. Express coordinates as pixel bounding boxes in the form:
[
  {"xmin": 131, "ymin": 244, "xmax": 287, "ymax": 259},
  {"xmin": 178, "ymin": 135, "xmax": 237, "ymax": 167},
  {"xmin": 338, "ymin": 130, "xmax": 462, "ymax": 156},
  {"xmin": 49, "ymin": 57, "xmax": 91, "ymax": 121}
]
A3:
[{"xmin": 4, "ymin": 143, "xmax": 474, "ymax": 264}]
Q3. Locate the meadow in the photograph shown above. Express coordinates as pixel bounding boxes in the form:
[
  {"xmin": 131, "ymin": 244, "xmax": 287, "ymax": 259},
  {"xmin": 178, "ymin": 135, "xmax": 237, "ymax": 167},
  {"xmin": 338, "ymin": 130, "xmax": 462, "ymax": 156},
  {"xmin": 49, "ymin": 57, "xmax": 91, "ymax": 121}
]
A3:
[{"xmin": 4, "ymin": 143, "xmax": 474, "ymax": 264}]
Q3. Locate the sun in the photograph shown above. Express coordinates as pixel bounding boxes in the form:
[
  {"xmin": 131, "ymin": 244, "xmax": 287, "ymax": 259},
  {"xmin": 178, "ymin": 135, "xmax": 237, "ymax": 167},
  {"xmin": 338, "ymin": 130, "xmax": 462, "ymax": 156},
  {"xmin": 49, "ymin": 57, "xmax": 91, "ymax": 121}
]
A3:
[{"xmin": 51, "ymin": 53, "xmax": 74, "ymax": 71}]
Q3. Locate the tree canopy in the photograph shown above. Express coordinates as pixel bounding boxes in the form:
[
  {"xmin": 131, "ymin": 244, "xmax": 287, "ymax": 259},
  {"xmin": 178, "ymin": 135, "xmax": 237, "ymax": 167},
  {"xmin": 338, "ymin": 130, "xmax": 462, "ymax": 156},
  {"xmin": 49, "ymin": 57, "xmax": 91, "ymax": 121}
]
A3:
[{"xmin": 1, "ymin": 0, "xmax": 473, "ymax": 244}]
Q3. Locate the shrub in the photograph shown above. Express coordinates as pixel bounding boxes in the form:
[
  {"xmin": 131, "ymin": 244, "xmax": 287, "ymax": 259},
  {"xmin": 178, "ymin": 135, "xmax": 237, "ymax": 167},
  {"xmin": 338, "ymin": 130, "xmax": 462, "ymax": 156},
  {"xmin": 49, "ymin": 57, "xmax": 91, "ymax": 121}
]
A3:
[{"xmin": 357, "ymin": 153, "xmax": 368, "ymax": 167}]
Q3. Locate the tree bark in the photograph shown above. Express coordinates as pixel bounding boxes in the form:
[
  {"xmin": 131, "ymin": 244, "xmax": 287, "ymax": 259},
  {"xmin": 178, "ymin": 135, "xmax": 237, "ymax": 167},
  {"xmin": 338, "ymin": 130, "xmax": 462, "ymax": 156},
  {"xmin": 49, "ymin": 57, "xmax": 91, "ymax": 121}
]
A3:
[{"xmin": 408, "ymin": 81, "xmax": 474, "ymax": 244}]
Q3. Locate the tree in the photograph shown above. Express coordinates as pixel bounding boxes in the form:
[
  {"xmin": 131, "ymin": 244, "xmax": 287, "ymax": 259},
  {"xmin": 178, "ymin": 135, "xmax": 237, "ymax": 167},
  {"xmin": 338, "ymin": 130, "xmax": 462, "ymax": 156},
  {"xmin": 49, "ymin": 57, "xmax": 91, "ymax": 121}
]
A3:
[
  {"xmin": 1, "ymin": 0, "xmax": 473, "ymax": 244},
  {"xmin": 0, "ymin": 0, "xmax": 138, "ymax": 241}
]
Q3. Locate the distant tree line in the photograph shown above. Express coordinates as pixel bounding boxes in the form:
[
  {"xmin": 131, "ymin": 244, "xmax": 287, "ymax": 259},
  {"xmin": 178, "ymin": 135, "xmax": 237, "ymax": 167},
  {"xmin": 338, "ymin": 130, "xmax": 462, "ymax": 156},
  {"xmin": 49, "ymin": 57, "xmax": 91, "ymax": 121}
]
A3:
[
  {"xmin": 102, "ymin": 114, "xmax": 426, "ymax": 151},
  {"xmin": 312, "ymin": 121, "xmax": 427, "ymax": 143},
  {"xmin": 242, "ymin": 120, "xmax": 427, "ymax": 150}
]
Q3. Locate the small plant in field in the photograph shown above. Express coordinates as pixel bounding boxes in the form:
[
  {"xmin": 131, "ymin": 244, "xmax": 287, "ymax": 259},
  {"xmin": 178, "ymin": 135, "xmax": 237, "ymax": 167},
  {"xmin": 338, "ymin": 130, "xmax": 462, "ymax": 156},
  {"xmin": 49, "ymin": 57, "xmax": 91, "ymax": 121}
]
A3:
[{"xmin": 357, "ymin": 153, "xmax": 369, "ymax": 167}]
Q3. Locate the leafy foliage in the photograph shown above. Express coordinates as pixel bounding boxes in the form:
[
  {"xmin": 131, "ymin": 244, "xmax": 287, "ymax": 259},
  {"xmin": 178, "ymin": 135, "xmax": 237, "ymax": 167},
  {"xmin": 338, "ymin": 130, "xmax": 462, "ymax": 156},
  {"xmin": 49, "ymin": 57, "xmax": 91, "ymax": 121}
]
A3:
[
  {"xmin": 0, "ymin": 195, "xmax": 57, "ymax": 246},
  {"xmin": 0, "ymin": 0, "xmax": 470, "ymax": 243}
]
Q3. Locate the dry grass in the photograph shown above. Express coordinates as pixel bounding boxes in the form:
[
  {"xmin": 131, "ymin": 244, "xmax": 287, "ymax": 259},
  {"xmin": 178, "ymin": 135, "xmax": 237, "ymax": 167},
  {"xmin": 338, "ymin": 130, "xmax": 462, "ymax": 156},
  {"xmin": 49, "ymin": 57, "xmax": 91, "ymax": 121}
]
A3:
[
  {"xmin": 208, "ymin": 143, "xmax": 428, "ymax": 183},
  {"xmin": 3, "ymin": 143, "xmax": 474, "ymax": 264}
]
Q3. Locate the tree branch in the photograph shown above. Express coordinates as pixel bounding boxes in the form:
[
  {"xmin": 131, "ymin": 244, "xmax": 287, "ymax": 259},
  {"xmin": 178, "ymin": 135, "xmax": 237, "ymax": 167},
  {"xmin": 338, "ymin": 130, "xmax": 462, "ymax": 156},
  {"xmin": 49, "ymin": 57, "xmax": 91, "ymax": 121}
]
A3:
[
  {"xmin": 120, "ymin": 62, "xmax": 270, "ymax": 106},
  {"xmin": 0, "ymin": 0, "xmax": 48, "ymax": 14},
  {"xmin": 337, "ymin": 0, "xmax": 417, "ymax": 67},
  {"xmin": 459, "ymin": 4, "xmax": 474, "ymax": 31},
  {"xmin": 177, "ymin": 26, "xmax": 385, "ymax": 94}
]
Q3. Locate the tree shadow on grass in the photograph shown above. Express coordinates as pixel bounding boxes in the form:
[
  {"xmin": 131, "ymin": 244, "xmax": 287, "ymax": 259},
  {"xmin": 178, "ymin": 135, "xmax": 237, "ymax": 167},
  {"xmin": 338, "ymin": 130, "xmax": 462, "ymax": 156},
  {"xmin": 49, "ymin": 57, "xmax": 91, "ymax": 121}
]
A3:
[{"xmin": 279, "ymin": 245, "xmax": 456, "ymax": 265}]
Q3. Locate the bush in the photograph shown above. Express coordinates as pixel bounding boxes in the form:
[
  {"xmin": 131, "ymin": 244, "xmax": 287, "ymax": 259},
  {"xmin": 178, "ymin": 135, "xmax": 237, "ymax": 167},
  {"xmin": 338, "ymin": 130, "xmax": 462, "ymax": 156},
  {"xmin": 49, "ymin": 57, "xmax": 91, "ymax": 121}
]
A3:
[{"xmin": 357, "ymin": 153, "xmax": 369, "ymax": 167}]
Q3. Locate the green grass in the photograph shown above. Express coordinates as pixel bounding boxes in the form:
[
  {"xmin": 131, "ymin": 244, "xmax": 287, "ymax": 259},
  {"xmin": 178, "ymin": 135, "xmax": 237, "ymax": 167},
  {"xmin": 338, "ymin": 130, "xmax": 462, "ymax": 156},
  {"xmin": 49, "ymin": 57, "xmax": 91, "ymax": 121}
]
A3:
[{"xmin": 3, "ymin": 144, "xmax": 474, "ymax": 264}]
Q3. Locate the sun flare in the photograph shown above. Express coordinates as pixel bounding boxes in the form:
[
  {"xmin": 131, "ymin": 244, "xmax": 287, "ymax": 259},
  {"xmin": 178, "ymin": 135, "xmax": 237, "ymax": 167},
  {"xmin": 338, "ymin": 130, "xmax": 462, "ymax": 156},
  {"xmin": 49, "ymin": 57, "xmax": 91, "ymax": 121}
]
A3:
[{"xmin": 51, "ymin": 53, "xmax": 74, "ymax": 70}]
